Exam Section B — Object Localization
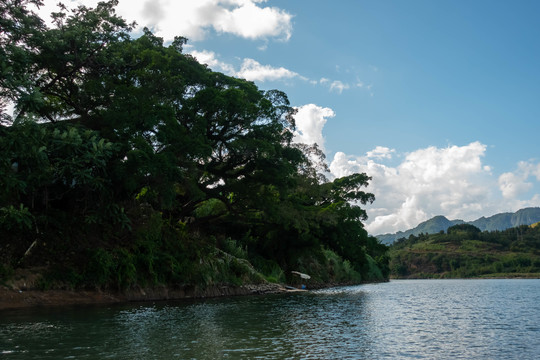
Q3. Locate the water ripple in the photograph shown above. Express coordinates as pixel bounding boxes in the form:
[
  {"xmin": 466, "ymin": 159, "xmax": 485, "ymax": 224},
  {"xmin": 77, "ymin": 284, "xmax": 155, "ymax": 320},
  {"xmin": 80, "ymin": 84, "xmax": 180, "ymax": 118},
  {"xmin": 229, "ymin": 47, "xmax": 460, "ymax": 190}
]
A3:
[{"xmin": 1, "ymin": 279, "xmax": 540, "ymax": 359}]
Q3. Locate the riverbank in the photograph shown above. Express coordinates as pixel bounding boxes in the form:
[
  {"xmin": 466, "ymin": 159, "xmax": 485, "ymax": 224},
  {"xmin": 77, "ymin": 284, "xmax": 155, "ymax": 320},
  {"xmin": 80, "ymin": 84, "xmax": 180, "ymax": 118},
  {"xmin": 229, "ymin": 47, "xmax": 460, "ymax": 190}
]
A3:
[
  {"xmin": 0, "ymin": 267, "xmax": 297, "ymax": 310},
  {"xmin": 0, "ymin": 265, "xmax": 385, "ymax": 311},
  {"xmin": 0, "ymin": 283, "xmax": 291, "ymax": 311}
]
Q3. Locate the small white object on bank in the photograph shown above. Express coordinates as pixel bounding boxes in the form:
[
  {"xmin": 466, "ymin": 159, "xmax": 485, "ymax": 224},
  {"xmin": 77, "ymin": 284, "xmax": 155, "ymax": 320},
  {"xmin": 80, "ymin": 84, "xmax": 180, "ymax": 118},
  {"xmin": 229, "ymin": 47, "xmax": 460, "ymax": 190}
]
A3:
[{"xmin": 291, "ymin": 271, "xmax": 311, "ymax": 280}]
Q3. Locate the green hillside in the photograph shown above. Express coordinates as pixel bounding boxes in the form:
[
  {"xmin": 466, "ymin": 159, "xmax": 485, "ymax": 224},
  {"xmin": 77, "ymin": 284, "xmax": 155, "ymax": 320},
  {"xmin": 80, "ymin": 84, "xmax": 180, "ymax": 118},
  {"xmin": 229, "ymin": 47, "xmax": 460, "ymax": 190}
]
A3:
[
  {"xmin": 389, "ymin": 224, "xmax": 540, "ymax": 279},
  {"xmin": 376, "ymin": 216, "xmax": 463, "ymax": 244},
  {"xmin": 377, "ymin": 207, "xmax": 540, "ymax": 244}
]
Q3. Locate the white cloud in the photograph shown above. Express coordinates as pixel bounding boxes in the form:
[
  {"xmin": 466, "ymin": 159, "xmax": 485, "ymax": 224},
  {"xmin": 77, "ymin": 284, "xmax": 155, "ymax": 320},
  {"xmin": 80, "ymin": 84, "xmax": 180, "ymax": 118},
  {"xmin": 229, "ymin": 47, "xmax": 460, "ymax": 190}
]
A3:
[
  {"xmin": 330, "ymin": 142, "xmax": 500, "ymax": 235},
  {"xmin": 535, "ymin": 164, "xmax": 540, "ymax": 180},
  {"xmin": 317, "ymin": 78, "xmax": 370, "ymax": 94},
  {"xmin": 498, "ymin": 160, "xmax": 540, "ymax": 199},
  {"xmin": 329, "ymin": 80, "xmax": 350, "ymax": 94},
  {"xmin": 365, "ymin": 197, "xmax": 429, "ymax": 236},
  {"xmin": 189, "ymin": 52, "xmax": 304, "ymax": 83},
  {"xmin": 292, "ymin": 104, "xmax": 335, "ymax": 152},
  {"xmin": 520, "ymin": 160, "xmax": 540, "ymax": 181},
  {"xmin": 37, "ymin": 0, "xmax": 293, "ymax": 42},
  {"xmin": 330, "ymin": 146, "xmax": 540, "ymax": 235},
  {"xmin": 207, "ymin": 0, "xmax": 293, "ymax": 41},
  {"xmin": 366, "ymin": 146, "xmax": 395, "ymax": 160},
  {"xmin": 185, "ymin": 48, "xmax": 371, "ymax": 92},
  {"xmin": 498, "ymin": 172, "xmax": 532, "ymax": 199},
  {"xmin": 189, "ymin": 48, "xmax": 372, "ymax": 89},
  {"xmin": 189, "ymin": 50, "xmax": 236, "ymax": 74},
  {"xmin": 142, "ymin": 0, "xmax": 166, "ymax": 26},
  {"xmin": 235, "ymin": 58, "xmax": 300, "ymax": 82}
]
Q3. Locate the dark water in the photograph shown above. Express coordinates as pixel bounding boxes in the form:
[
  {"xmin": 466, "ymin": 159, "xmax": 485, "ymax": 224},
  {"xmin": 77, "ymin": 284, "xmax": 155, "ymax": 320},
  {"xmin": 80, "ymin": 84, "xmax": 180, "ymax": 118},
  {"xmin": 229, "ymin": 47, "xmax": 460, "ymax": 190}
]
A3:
[{"xmin": 1, "ymin": 279, "xmax": 540, "ymax": 359}]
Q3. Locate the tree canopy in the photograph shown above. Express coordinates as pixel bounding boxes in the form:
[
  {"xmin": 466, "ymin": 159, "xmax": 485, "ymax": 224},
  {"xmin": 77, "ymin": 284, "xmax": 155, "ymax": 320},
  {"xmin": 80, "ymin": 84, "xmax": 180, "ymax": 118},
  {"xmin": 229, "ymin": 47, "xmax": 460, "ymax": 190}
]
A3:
[{"xmin": 0, "ymin": 0, "xmax": 387, "ymax": 288}]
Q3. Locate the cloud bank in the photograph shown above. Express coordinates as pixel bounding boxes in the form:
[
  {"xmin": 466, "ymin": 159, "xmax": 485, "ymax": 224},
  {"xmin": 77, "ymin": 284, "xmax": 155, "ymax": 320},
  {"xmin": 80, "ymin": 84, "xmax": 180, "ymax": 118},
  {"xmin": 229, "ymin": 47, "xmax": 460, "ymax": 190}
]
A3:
[
  {"xmin": 37, "ymin": 0, "xmax": 293, "ymax": 42},
  {"xmin": 330, "ymin": 142, "xmax": 495, "ymax": 234},
  {"xmin": 330, "ymin": 145, "xmax": 540, "ymax": 235},
  {"xmin": 291, "ymin": 103, "xmax": 540, "ymax": 235}
]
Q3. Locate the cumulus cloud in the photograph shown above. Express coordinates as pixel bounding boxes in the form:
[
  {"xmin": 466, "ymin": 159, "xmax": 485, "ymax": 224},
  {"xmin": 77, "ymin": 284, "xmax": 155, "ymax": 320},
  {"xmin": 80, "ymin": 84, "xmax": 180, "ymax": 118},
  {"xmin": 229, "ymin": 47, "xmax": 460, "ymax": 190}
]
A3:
[
  {"xmin": 498, "ymin": 172, "xmax": 533, "ymax": 199},
  {"xmin": 235, "ymin": 58, "xmax": 301, "ymax": 82},
  {"xmin": 37, "ymin": 0, "xmax": 293, "ymax": 42},
  {"xmin": 330, "ymin": 145, "xmax": 540, "ymax": 235},
  {"xmin": 292, "ymin": 104, "xmax": 335, "ymax": 152},
  {"xmin": 498, "ymin": 160, "xmax": 540, "ymax": 199},
  {"xmin": 142, "ymin": 0, "xmax": 166, "ymax": 26},
  {"xmin": 189, "ymin": 52, "xmax": 303, "ymax": 83},
  {"xmin": 206, "ymin": 0, "xmax": 293, "ymax": 41},
  {"xmin": 366, "ymin": 146, "xmax": 395, "ymax": 160},
  {"xmin": 330, "ymin": 142, "xmax": 498, "ymax": 235}
]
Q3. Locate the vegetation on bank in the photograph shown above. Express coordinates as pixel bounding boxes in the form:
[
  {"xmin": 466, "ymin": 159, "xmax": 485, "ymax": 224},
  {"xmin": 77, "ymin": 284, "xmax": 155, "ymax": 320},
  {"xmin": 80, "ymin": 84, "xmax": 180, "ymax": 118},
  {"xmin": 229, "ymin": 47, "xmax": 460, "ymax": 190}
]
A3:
[
  {"xmin": 0, "ymin": 0, "xmax": 389, "ymax": 291},
  {"xmin": 389, "ymin": 223, "xmax": 540, "ymax": 279}
]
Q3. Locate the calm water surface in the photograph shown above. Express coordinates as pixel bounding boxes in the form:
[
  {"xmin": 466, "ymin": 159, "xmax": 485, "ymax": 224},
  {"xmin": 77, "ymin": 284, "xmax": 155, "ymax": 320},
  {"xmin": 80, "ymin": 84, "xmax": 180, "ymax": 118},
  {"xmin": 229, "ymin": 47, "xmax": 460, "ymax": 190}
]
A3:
[{"xmin": 1, "ymin": 279, "xmax": 540, "ymax": 359}]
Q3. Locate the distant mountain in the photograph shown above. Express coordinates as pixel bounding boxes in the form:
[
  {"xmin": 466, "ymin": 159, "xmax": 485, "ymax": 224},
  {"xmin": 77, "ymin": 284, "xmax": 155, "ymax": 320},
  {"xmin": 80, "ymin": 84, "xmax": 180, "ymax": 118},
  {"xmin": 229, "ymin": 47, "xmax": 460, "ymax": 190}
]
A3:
[
  {"xmin": 376, "ymin": 216, "xmax": 463, "ymax": 245},
  {"xmin": 470, "ymin": 208, "xmax": 540, "ymax": 232},
  {"xmin": 376, "ymin": 207, "xmax": 540, "ymax": 245}
]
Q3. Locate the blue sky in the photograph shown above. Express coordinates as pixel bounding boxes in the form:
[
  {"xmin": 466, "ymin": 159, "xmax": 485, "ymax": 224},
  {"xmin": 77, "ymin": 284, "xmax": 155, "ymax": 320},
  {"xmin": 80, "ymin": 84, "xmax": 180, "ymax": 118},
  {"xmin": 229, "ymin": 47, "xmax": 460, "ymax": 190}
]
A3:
[{"xmin": 37, "ymin": 0, "xmax": 540, "ymax": 234}]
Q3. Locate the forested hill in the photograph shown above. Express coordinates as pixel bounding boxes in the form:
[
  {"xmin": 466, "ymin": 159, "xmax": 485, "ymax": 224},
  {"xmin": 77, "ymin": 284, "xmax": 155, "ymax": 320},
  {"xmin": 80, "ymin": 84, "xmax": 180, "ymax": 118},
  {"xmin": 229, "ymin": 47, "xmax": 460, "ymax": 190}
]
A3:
[
  {"xmin": 376, "ymin": 207, "xmax": 540, "ymax": 244},
  {"xmin": 0, "ymin": 0, "xmax": 389, "ymax": 291},
  {"xmin": 389, "ymin": 223, "xmax": 540, "ymax": 279}
]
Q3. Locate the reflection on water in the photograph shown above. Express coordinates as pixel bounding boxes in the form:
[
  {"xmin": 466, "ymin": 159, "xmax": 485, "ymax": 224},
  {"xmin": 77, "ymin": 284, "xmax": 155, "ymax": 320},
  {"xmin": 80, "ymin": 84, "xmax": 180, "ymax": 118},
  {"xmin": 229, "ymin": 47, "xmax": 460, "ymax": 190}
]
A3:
[{"xmin": 1, "ymin": 279, "xmax": 540, "ymax": 359}]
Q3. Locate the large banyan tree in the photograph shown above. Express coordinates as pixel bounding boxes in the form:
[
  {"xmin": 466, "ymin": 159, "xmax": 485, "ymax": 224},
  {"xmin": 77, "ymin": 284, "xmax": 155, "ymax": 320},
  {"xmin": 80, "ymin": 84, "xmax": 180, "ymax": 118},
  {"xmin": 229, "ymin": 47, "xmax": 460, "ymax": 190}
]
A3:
[{"xmin": 0, "ymin": 0, "xmax": 388, "ymax": 286}]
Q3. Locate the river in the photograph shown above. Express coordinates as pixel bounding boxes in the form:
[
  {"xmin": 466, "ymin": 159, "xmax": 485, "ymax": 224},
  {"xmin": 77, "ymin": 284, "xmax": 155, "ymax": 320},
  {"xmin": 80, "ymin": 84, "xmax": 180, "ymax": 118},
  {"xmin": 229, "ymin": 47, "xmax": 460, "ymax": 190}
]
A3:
[{"xmin": 1, "ymin": 279, "xmax": 540, "ymax": 359}]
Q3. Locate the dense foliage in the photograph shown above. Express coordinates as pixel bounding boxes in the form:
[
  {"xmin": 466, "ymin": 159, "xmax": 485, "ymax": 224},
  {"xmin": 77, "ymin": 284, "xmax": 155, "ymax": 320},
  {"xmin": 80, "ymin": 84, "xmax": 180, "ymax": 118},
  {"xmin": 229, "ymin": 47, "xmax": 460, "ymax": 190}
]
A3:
[
  {"xmin": 389, "ymin": 224, "xmax": 540, "ymax": 278},
  {"xmin": 0, "ymin": 0, "xmax": 388, "ymax": 289}
]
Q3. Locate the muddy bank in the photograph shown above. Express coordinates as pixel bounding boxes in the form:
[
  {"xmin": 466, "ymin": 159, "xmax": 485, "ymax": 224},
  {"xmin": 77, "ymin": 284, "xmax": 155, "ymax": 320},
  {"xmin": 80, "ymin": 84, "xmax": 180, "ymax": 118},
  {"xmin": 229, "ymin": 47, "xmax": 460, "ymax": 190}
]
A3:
[
  {"xmin": 0, "ymin": 268, "xmax": 370, "ymax": 311},
  {"xmin": 0, "ymin": 282, "xmax": 289, "ymax": 311},
  {"xmin": 0, "ymin": 267, "xmax": 295, "ymax": 310}
]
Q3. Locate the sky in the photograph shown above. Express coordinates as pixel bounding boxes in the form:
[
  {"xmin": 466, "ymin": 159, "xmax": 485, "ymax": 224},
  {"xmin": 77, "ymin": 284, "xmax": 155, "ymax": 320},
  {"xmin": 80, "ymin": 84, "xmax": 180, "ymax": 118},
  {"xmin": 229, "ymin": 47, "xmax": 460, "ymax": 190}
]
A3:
[{"xmin": 34, "ymin": 0, "xmax": 540, "ymax": 235}]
